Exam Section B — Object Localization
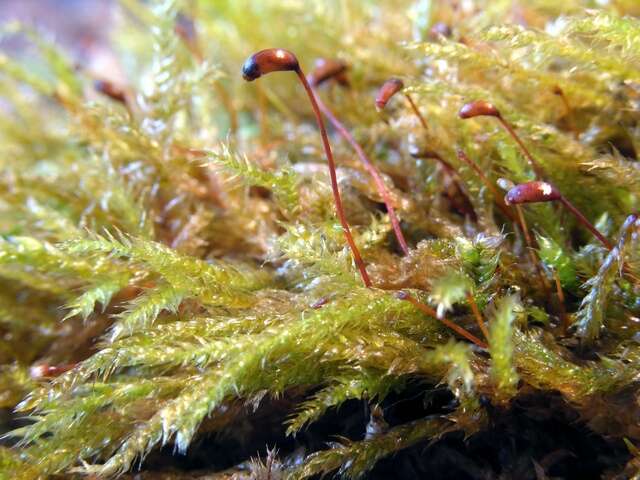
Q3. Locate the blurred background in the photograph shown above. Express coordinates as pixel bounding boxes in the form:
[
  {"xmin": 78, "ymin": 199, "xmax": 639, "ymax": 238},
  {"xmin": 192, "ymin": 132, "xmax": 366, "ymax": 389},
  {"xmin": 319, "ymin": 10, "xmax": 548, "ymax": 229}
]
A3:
[
  {"xmin": 0, "ymin": 0, "xmax": 113, "ymax": 50},
  {"xmin": 0, "ymin": 0, "xmax": 127, "ymax": 85},
  {"xmin": 0, "ymin": 0, "xmax": 116, "ymax": 443}
]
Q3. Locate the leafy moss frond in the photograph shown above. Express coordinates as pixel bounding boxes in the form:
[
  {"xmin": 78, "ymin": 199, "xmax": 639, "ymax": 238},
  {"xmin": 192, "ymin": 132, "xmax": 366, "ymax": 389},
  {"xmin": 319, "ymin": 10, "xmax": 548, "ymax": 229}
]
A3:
[
  {"xmin": 0, "ymin": 236, "xmax": 93, "ymax": 280},
  {"xmin": 290, "ymin": 417, "xmax": 453, "ymax": 479},
  {"xmin": 286, "ymin": 371, "xmax": 404, "ymax": 436},
  {"xmin": 61, "ymin": 292, "xmax": 301, "ymax": 383},
  {"xmin": 536, "ymin": 234, "xmax": 579, "ymax": 291},
  {"xmin": 205, "ymin": 144, "xmax": 300, "ymax": 216},
  {"xmin": 0, "ymin": 236, "xmax": 117, "ymax": 300},
  {"xmin": 275, "ymin": 222, "xmax": 360, "ymax": 288},
  {"xmin": 63, "ymin": 276, "xmax": 131, "ymax": 321},
  {"xmin": 455, "ymin": 234, "xmax": 502, "ymax": 288},
  {"xmin": 429, "ymin": 270, "xmax": 473, "ymax": 318},
  {"xmin": 574, "ymin": 246, "xmax": 620, "ymax": 345},
  {"xmin": 59, "ymin": 232, "xmax": 271, "ymax": 336},
  {"xmin": 0, "ymin": 50, "xmax": 52, "ymax": 96},
  {"xmin": 513, "ymin": 329, "xmax": 633, "ymax": 403},
  {"xmin": 0, "ymin": 365, "xmax": 35, "ymax": 409},
  {"xmin": 580, "ymin": 153, "xmax": 640, "ymax": 210},
  {"xmin": 560, "ymin": 13, "xmax": 640, "ymax": 63},
  {"xmin": 14, "ymin": 376, "xmax": 190, "ymax": 474},
  {"xmin": 483, "ymin": 24, "xmax": 640, "ymax": 83},
  {"xmin": 575, "ymin": 214, "xmax": 640, "ymax": 344},
  {"xmin": 62, "ymin": 232, "xmax": 270, "ymax": 298},
  {"xmin": 488, "ymin": 295, "xmax": 519, "ymax": 403},
  {"xmin": 0, "ymin": 447, "xmax": 41, "ymax": 480},
  {"xmin": 109, "ymin": 282, "xmax": 185, "ymax": 339},
  {"xmin": 2, "ymin": 2, "xmax": 640, "ymax": 478},
  {"xmin": 9, "ymin": 292, "xmax": 375, "ymax": 473},
  {"xmin": 427, "ymin": 340, "xmax": 476, "ymax": 396},
  {"xmin": 407, "ymin": 38, "xmax": 609, "ymax": 113},
  {"xmin": 7, "ymin": 197, "xmax": 82, "ymax": 243}
]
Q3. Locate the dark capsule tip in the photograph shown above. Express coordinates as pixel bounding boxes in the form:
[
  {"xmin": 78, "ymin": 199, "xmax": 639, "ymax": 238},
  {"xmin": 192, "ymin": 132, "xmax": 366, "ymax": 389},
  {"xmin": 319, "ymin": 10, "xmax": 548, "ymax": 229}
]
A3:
[
  {"xmin": 241, "ymin": 48, "xmax": 299, "ymax": 82},
  {"xmin": 458, "ymin": 100, "xmax": 501, "ymax": 119},
  {"xmin": 94, "ymin": 79, "xmax": 127, "ymax": 104},
  {"xmin": 242, "ymin": 57, "xmax": 260, "ymax": 81},
  {"xmin": 408, "ymin": 145, "xmax": 440, "ymax": 160},
  {"xmin": 175, "ymin": 13, "xmax": 196, "ymax": 41},
  {"xmin": 429, "ymin": 22, "xmax": 452, "ymax": 40},
  {"xmin": 504, "ymin": 181, "xmax": 560, "ymax": 206},
  {"xmin": 310, "ymin": 297, "xmax": 329, "ymax": 309},
  {"xmin": 395, "ymin": 291, "xmax": 410, "ymax": 300}
]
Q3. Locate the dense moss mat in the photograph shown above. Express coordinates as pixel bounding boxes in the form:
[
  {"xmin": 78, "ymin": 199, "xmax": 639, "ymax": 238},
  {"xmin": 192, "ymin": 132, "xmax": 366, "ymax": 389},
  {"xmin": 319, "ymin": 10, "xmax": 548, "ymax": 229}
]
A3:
[{"xmin": 1, "ymin": 0, "xmax": 640, "ymax": 478}]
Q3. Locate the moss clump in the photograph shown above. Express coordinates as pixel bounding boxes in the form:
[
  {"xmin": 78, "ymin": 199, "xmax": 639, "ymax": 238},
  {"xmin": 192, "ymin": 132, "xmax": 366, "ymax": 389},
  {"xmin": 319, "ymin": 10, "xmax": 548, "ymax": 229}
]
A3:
[{"xmin": 1, "ymin": 1, "xmax": 640, "ymax": 478}]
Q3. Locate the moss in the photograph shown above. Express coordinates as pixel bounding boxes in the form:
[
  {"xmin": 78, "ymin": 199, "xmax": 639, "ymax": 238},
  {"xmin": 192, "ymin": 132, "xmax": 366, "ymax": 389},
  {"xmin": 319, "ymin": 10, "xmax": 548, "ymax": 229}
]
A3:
[{"xmin": 0, "ymin": 0, "xmax": 639, "ymax": 478}]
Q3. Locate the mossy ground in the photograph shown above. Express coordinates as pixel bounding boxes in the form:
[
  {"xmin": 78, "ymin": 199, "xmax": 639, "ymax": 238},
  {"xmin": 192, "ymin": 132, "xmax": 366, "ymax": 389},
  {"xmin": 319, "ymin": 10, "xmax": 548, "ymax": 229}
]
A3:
[{"xmin": 1, "ymin": 1, "xmax": 640, "ymax": 479}]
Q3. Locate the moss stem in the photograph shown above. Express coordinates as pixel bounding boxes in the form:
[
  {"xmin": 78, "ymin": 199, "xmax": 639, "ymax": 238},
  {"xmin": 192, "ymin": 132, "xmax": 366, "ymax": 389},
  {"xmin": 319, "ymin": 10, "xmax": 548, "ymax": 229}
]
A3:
[
  {"xmin": 497, "ymin": 117, "xmax": 545, "ymax": 180},
  {"xmin": 398, "ymin": 292, "xmax": 487, "ymax": 348},
  {"xmin": 295, "ymin": 69, "xmax": 372, "ymax": 287},
  {"xmin": 404, "ymin": 93, "xmax": 429, "ymax": 131},
  {"xmin": 466, "ymin": 292, "xmax": 489, "ymax": 341},
  {"xmin": 558, "ymin": 195, "xmax": 613, "ymax": 250},
  {"xmin": 313, "ymin": 93, "xmax": 410, "ymax": 255}
]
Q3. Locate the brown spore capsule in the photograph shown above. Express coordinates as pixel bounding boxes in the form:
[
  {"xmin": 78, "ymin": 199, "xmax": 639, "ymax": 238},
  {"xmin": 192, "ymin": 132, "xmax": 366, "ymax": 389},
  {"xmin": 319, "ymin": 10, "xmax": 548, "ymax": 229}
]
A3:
[
  {"xmin": 242, "ymin": 48, "xmax": 299, "ymax": 81},
  {"xmin": 376, "ymin": 78, "xmax": 404, "ymax": 110},
  {"xmin": 505, "ymin": 181, "xmax": 612, "ymax": 249},
  {"xmin": 175, "ymin": 13, "xmax": 197, "ymax": 44},
  {"xmin": 175, "ymin": 12, "xmax": 203, "ymax": 61},
  {"xmin": 458, "ymin": 100, "xmax": 501, "ymax": 119},
  {"xmin": 429, "ymin": 22, "xmax": 452, "ymax": 40},
  {"xmin": 460, "ymin": 100, "xmax": 545, "ymax": 179},
  {"xmin": 379, "ymin": 79, "xmax": 428, "ymax": 130},
  {"xmin": 310, "ymin": 297, "xmax": 330, "ymax": 309},
  {"xmin": 94, "ymin": 79, "xmax": 128, "ymax": 105},
  {"xmin": 504, "ymin": 181, "xmax": 560, "ymax": 205},
  {"xmin": 308, "ymin": 58, "xmax": 349, "ymax": 88},
  {"xmin": 30, "ymin": 363, "xmax": 76, "ymax": 379},
  {"xmin": 551, "ymin": 85, "xmax": 579, "ymax": 140},
  {"xmin": 242, "ymin": 48, "xmax": 372, "ymax": 286},
  {"xmin": 394, "ymin": 290, "xmax": 410, "ymax": 300}
]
